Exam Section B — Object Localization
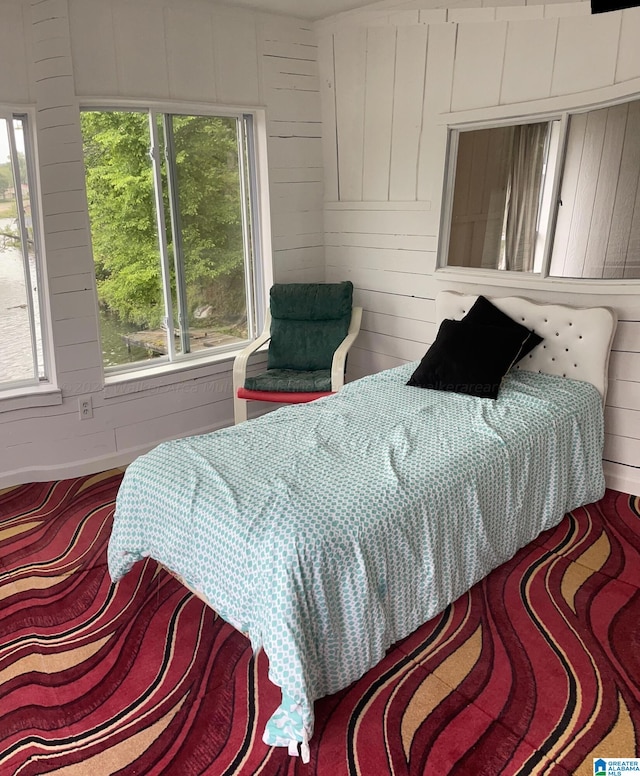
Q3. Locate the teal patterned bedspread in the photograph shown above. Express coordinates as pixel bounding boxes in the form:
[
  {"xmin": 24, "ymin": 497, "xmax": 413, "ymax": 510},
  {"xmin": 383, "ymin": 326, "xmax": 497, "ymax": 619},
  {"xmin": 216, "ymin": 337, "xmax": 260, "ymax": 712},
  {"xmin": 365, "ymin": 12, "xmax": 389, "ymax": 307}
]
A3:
[{"xmin": 108, "ymin": 365, "xmax": 605, "ymax": 759}]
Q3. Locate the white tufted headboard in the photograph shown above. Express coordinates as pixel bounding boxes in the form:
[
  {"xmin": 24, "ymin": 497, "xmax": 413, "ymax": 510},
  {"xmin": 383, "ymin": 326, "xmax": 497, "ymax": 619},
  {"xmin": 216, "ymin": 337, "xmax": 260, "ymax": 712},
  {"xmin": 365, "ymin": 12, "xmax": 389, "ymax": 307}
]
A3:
[{"xmin": 436, "ymin": 292, "xmax": 617, "ymax": 403}]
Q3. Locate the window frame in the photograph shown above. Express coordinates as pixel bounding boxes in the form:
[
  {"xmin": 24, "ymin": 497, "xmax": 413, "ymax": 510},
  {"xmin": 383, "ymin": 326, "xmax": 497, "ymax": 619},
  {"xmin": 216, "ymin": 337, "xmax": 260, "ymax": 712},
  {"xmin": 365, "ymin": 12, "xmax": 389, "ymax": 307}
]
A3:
[
  {"xmin": 436, "ymin": 94, "xmax": 640, "ymax": 289},
  {"xmin": 80, "ymin": 99, "xmax": 273, "ymax": 380},
  {"xmin": 0, "ymin": 106, "xmax": 51, "ymax": 396}
]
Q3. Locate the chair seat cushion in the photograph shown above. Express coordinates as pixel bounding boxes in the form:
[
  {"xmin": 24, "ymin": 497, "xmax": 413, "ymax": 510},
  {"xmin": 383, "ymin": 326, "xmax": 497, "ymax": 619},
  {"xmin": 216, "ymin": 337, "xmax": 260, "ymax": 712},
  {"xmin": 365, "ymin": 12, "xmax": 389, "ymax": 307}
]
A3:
[
  {"xmin": 237, "ymin": 388, "xmax": 332, "ymax": 404},
  {"xmin": 244, "ymin": 369, "xmax": 332, "ymax": 393}
]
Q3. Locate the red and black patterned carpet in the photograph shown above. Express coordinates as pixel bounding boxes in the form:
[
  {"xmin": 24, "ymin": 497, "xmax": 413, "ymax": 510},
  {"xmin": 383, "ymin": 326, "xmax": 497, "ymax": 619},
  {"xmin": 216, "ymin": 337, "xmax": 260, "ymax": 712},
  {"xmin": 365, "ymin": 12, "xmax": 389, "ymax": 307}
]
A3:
[{"xmin": 0, "ymin": 471, "xmax": 638, "ymax": 775}]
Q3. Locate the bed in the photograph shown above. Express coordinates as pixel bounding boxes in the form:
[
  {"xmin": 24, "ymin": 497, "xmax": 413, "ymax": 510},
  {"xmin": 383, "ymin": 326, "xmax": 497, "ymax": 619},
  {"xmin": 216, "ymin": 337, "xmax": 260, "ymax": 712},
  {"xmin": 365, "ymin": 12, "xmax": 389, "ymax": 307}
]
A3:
[{"xmin": 107, "ymin": 291, "xmax": 617, "ymax": 761}]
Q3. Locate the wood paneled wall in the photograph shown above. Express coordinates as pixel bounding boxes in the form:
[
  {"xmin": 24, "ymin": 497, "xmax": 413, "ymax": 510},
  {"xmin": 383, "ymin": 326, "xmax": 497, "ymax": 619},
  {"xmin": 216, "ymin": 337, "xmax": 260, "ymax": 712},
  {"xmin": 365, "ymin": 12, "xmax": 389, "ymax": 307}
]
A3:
[
  {"xmin": 0, "ymin": 0, "xmax": 324, "ymax": 485},
  {"xmin": 2, "ymin": 0, "xmax": 639, "ymax": 496},
  {"xmin": 319, "ymin": 2, "xmax": 640, "ymax": 496}
]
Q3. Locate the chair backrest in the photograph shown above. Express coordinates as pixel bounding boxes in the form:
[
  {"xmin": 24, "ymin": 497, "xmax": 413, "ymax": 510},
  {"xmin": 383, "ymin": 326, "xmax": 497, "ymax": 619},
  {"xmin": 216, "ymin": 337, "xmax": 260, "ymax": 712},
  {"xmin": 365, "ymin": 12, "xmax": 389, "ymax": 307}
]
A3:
[{"xmin": 267, "ymin": 281, "xmax": 354, "ymax": 371}]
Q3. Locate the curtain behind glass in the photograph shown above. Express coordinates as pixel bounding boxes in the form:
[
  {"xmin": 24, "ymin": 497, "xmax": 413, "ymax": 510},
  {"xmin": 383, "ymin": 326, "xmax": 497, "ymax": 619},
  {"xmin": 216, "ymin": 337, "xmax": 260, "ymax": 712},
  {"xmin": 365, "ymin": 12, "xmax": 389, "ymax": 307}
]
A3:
[{"xmin": 502, "ymin": 123, "xmax": 548, "ymax": 272}]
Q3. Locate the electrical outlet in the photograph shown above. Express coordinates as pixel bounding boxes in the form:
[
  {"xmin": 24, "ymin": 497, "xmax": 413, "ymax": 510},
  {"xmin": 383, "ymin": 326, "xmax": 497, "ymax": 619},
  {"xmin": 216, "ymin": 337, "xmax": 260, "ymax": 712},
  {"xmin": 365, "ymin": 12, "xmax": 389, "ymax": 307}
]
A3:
[{"xmin": 79, "ymin": 396, "xmax": 93, "ymax": 420}]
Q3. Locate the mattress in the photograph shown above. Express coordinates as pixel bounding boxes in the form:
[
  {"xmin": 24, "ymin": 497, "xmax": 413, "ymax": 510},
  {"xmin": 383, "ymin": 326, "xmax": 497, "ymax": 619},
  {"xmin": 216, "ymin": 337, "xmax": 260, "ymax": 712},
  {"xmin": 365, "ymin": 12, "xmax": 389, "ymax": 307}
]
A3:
[{"xmin": 108, "ymin": 364, "xmax": 605, "ymax": 759}]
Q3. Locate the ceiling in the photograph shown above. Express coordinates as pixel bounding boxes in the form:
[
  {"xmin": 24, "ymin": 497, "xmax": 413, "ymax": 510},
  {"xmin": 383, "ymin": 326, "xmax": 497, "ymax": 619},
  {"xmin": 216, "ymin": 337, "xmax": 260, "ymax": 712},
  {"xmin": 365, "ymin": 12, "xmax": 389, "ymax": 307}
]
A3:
[{"xmin": 224, "ymin": 0, "xmax": 383, "ymax": 20}]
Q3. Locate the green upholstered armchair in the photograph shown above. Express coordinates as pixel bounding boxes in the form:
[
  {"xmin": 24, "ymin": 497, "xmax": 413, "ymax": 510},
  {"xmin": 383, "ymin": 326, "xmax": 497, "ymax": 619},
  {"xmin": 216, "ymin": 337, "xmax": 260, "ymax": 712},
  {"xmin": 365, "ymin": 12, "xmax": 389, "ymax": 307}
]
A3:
[{"xmin": 233, "ymin": 281, "xmax": 362, "ymax": 424}]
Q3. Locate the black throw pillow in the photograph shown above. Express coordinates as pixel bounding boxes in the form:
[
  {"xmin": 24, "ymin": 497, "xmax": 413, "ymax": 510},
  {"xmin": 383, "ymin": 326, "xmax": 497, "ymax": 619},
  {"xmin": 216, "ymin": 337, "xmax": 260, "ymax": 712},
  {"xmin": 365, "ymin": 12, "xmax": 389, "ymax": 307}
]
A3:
[
  {"xmin": 462, "ymin": 295, "xmax": 543, "ymax": 362},
  {"xmin": 407, "ymin": 319, "xmax": 529, "ymax": 399}
]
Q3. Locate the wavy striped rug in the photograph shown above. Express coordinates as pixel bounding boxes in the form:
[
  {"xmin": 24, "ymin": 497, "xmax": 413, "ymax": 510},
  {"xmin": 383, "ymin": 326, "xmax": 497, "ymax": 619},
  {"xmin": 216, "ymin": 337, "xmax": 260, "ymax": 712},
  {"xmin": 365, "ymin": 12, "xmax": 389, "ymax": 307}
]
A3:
[{"xmin": 0, "ymin": 471, "xmax": 638, "ymax": 775}]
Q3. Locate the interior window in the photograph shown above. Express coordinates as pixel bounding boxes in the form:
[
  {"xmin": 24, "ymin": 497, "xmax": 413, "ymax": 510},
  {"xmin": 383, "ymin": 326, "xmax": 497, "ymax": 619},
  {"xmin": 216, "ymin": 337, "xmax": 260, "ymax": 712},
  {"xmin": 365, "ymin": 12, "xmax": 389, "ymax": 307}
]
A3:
[
  {"xmin": 444, "ymin": 121, "xmax": 558, "ymax": 273},
  {"xmin": 80, "ymin": 109, "xmax": 261, "ymax": 371},
  {"xmin": 440, "ymin": 96, "xmax": 640, "ymax": 281},
  {"xmin": 0, "ymin": 112, "xmax": 46, "ymax": 389}
]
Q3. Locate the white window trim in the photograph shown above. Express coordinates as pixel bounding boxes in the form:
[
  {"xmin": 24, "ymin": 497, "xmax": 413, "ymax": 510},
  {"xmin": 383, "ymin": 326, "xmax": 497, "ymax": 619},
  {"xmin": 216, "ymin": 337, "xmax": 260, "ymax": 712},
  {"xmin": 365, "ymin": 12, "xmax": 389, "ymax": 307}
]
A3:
[
  {"xmin": 436, "ymin": 91, "xmax": 640, "ymax": 289},
  {"xmin": 102, "ymin": 343, "xmax": 269, "ymax": 400},
  {"xmin": 0, "ymin": 105, "xmax": 54, "ymax": 400},
  {"xmin": 79, "ymin": 100, "xmax": 274, "ymax": 384}
]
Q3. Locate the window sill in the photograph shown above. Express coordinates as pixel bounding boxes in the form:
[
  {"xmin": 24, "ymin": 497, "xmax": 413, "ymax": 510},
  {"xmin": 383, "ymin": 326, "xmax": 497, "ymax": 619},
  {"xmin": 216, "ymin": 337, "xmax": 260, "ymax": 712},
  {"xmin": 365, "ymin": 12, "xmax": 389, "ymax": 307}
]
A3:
[
  {"xmin": 0, "ymin": 385, "xmax": 63, "ymax": 414},
  {"xmin": 103, "ymin": 345, "xmax": 268, "ymax": 399}
]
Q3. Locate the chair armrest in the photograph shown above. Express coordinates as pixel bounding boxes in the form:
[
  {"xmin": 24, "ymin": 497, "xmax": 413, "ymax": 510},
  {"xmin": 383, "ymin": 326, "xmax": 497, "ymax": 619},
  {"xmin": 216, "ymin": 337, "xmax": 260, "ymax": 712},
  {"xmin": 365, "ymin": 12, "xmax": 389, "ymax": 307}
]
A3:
[
  {"xmin": 232, "ymin": 310, "xmax": 272, "ymax": 395},
  {"xmin": 331, "ymin": 306, "xmax": 363, "ymax": 391}
]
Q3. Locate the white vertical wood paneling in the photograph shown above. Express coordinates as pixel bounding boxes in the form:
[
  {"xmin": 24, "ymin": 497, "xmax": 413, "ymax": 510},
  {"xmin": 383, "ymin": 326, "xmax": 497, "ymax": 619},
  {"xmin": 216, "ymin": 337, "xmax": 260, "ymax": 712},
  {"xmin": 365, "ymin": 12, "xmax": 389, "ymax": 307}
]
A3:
[
  {"xmin": 615, "ymin": 7, "xmax": 640, "ymax": 84},
  {"xmin": 112, "ymin": 0, "xmax": 170, "ymax": 97},
  {"xmin": 551, "ymin": 13, "xmax": 620, "ymax": 96},
  {"xmin": 451, "ymin": 21, "xmax": 508, "ymax": 111},
  {"xmin": 212, "ymin": 8, "xmax": 261, "ymax": 105},
  {"xmin": 334, "ymin": 26, "xmax": 367, "ymax": 200},
  {"xmin": 500, "ymin": 18, "xmax": 557, "ymax": 104},
  {"xmin": 362, "ymin": 26, "xmax": 397, "ymax": 201},
  {"xmin": 0, "ymin": 1, "xmax": 31, "ymax": 101},
  {"xmin": 68, "ymin": 0, "xmax": 117, "ymax": 96},
  {"xmin": 388, "ymin": 25, "xmax": 428, "ymax": 200},
  {"xmin": 164, "ymin": 6, "xmax": 216, "ymax": 103}
]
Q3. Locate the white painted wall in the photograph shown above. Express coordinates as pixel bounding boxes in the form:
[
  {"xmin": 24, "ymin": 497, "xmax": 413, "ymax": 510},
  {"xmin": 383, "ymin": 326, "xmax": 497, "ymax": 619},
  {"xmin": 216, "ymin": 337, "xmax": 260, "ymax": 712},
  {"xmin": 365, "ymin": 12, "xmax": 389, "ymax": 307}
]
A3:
[
  {"xmin": 2, "ymin": 0, "xmax": 638, "ymax": 497},
  {"xmin": 317, "ymin": 2, "xmax": 640, "ymax": 496},
  {"xmin": 0, "ymin": 0, "xmax": 324, "ymax": 485}
]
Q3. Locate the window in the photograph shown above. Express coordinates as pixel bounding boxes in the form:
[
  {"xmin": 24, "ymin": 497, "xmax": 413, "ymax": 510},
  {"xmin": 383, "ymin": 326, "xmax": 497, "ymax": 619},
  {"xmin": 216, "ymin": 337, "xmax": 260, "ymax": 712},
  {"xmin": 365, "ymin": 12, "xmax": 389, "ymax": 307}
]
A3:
[
  {"xmin": 80, "ymin": 109, "xmax": 264, "ymax": 372},
  {"xmin": 439, "ymin": 96, "xmax": 640, "ymax": 280},
  {"xmin": 0, "ymin": 111, "xmax": 46, "ymax": 389}
]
